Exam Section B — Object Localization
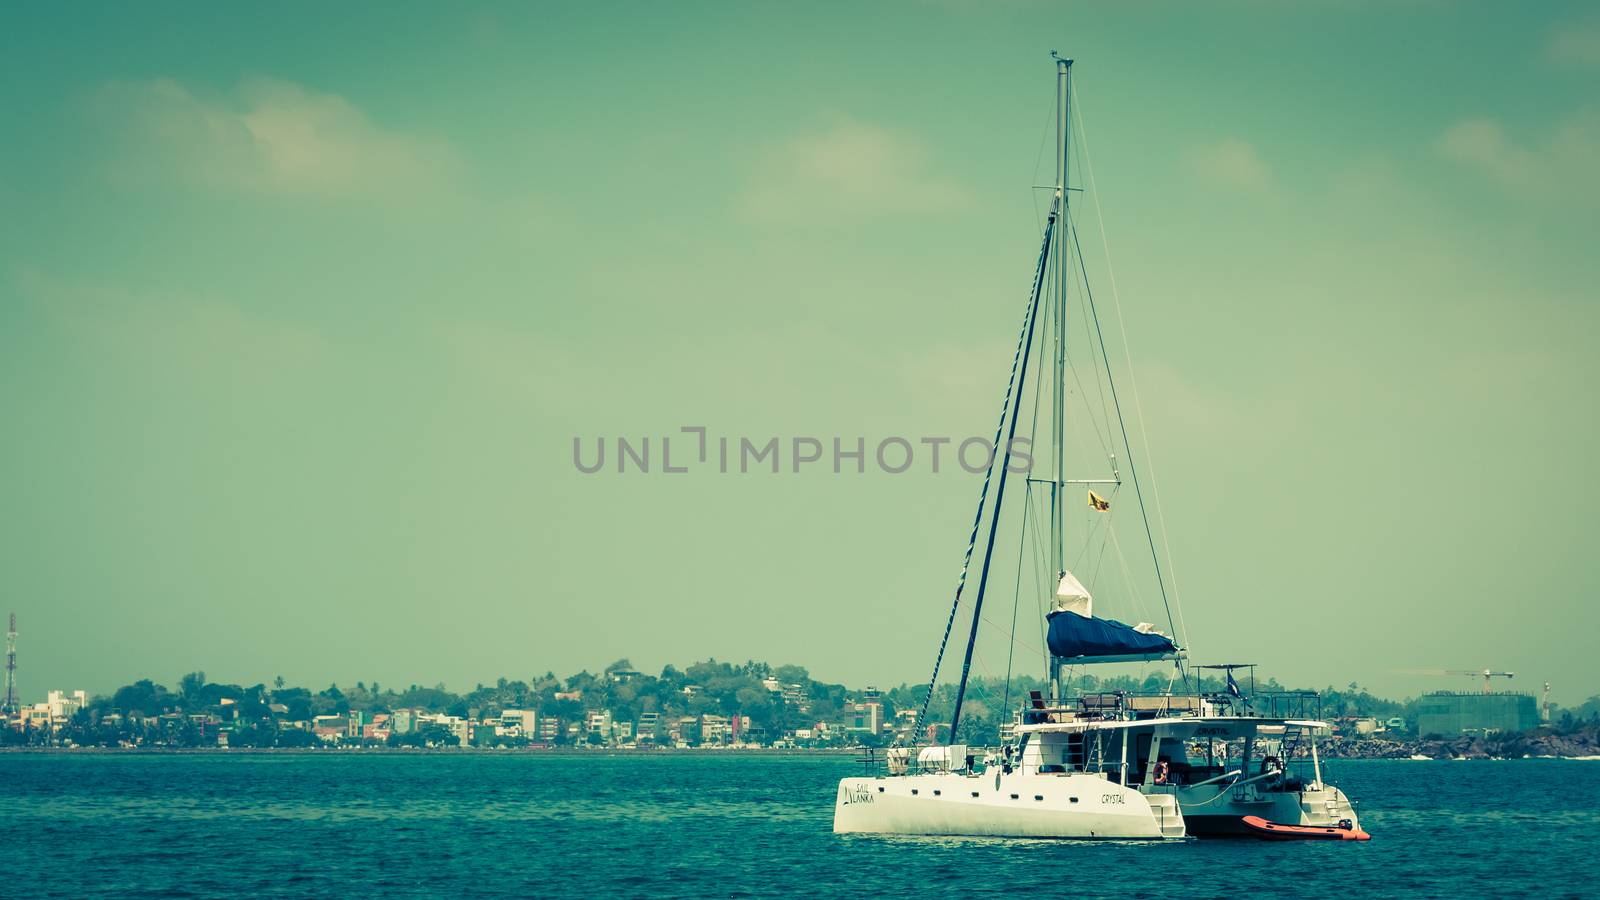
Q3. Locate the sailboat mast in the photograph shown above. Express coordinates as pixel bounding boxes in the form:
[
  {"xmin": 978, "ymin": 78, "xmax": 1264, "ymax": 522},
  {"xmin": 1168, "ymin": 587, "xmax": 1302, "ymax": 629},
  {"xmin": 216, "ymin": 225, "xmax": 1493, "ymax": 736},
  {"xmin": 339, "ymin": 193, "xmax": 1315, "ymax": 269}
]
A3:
[
  {"xmin": 1050, "ymin": 55, "xmax": 1072, "ymax": 700},
  {"xmin": 1052, "ymin": 55, "xmax": 1071, "ymax": 583}
]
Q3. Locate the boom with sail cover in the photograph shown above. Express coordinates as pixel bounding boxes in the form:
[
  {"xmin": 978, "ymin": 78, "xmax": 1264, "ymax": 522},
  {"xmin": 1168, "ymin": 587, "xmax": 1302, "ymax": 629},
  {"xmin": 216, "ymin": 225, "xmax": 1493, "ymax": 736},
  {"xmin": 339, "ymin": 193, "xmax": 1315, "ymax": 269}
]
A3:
[
  {"xmin": 1045, "ymin": 570, "xmax": 1179, "ymax": 662},
  {"xmin": 1046, "ymin": 611, "xmax": 1178, "ymax": 662}
]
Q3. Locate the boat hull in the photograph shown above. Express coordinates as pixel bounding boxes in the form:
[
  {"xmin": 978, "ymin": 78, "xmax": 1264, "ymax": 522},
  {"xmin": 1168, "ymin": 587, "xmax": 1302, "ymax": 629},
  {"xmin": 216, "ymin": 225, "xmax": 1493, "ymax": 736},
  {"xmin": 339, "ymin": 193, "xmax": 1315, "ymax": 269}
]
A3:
[
  {"xmin": 833, "ymin": 772, "xmax": 1181, "ymax": 839},
  {"xmin": 1176, "ymin": 784, "xmax": 1360, "ymax": 837}
]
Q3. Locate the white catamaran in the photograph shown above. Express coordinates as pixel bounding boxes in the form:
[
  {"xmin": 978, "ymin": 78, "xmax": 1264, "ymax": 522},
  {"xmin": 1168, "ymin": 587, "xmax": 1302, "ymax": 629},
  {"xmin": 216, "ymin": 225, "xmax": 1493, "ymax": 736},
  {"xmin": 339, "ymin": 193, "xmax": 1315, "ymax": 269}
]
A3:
[{"xmin": 834, "ymin": 55, "xmax": 1363, "ymax": 841}]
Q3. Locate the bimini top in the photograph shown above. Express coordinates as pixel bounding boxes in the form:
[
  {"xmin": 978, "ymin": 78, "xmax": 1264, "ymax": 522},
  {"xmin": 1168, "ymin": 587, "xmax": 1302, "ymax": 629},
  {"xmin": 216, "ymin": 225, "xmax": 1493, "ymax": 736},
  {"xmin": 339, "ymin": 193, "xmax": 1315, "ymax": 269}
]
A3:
[{"xmin": 1017, "ymin": 715, "xmax": 1330, "ymax": 736}]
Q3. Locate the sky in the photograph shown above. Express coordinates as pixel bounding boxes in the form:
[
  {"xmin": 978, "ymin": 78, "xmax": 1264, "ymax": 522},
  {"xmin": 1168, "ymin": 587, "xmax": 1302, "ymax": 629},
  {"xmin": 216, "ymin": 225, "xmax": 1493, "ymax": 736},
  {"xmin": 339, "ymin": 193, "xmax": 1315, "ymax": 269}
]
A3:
[{"xmin": 2, "ymin": 2, "xmax": 1597, "ymax": 705}]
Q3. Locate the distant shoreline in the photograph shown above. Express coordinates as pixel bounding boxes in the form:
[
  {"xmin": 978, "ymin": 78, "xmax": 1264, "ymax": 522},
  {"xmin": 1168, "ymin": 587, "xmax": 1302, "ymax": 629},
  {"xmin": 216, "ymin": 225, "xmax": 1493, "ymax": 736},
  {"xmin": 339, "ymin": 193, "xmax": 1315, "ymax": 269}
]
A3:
[
  {"xmin": 6, "ymin": 745, "xmax": 1600, "ymax": 760},
  {"xmin": 0, "ymin": 745, "xmax": 862, "ymax": 757}
]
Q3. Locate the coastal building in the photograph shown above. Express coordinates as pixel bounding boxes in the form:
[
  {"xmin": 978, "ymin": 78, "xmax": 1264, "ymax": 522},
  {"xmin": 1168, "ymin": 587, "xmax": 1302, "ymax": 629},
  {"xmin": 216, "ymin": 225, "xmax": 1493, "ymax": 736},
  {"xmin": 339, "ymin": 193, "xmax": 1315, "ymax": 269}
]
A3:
[
  {"xmin": 846, "ymin": 699, "xmax": 882, "ymax": 735},
  {"xmin": 46, "ymin": 690, "xmax": 87, "ymax": 721},
  {"xmin": 1416, "ymin": 692, "xmax": 1538, "ymax": 736},
  {"xmin": 893, "ymin": 708, "xmax": 919, "ymax": 741},
  {"xmin": 500, "ymin": 708, "xmax": 537, "ymax": 738},
  {"xmin": 391, "ymin": 708, "xmax": 416, "ymax": 735},
  {"xmin": 22, "ymin": 705, "xmax": 51, "ymax": 730},
  {"xmin": 636, "ymin": 712, "xmax": 660, "ymax": 744},
  {"xmin": 586, "ymin": 709, "xmax": 613, "ymax": 741},
  {"xmin": 701, "ymin": 714, "xmax": 730, "ymax": 743},
  {"xmin": 672, "ymin": 715, "xmax": 698, "ymax": 745},
  {"xmin": 311, "ymin": 715, "xmax": 348, "ymax": 742},
  {"xmin": 780, "ymin": 683, "xmax": 808, "ymax": 713}
]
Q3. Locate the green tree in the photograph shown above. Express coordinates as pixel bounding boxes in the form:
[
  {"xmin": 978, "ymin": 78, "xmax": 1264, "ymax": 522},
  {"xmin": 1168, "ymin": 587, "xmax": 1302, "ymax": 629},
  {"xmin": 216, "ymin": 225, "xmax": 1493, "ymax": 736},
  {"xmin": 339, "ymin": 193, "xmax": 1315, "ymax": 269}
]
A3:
[
  {"xmin": 179, "ymin": 671, "xmax": 207, "ymax": 709},
  {"xmin": 112, "ymin": 680, "xmax": 174, "ymax": 716}
]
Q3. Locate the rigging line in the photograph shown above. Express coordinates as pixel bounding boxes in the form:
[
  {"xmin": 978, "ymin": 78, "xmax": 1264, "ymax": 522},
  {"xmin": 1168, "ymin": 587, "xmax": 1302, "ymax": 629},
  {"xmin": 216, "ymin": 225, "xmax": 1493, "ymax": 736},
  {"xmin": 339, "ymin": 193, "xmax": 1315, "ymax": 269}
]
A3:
[
  {"xmin": 1086, "ymin": 501, "xmax": 1118, "ymax": 587},
  {"xmin": 1071, "ymin": 219, "xmax": 1118, "ymax": 455},
  {"xmin": 1056, "ymin": 211, "xmax": 1116, "ymax": 465},
  {"xmin": 1030, "ymin": 88, "xmax": 1056, "ymax": 235},
  {"xmin": 1069, "ymin": 502, "xmax": 1107, "ymax": 570},
  {"xmin": 1073, "ymin": 84, "xmax": 1191, "ymax": 658},
  {"xmin": 1107, "ymin": 522, "xmax": 1154, "ymax": 630},
  {"xmin": 1001, "ymin": 482, "xmax": 1036, "ymax": 718},
  {"xmin": 1071, "ymin": 220, "xmax": 1184, "ymax": 678},
  {"xmin": 911, "ymin": 200, "xmax": 1059, "ymax": 742},
  {"xmin": 984, "ymin": 613, "xmax": 1045, "ymax": 669},
  {"xmin": 948, "ymin": 200, "xmax": 1058, "ymax": 740},
  {"xmin": 972, "ymin": 644, "xmax": 996, "ymax": 680},
  {"xmin": 1063, "ymin": 336, "xmax": 1114, "ymax": 457},
  {"xmin": 1025, "ymin": 265, "xmax": 1051, "ymax": 496},
  {"xmin": 1021, "ymin": 256, "xmax": 1053, "ymax": 686},
  {"xmin": 1026, "ymin": 481, "xmax": 1052, "ymax": 678}
]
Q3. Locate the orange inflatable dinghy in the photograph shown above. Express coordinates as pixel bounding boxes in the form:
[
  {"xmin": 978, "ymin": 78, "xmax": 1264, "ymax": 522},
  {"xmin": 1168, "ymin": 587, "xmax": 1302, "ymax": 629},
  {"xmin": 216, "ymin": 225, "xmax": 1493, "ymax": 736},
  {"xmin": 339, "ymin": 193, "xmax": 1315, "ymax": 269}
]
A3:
[{"xmin": 1241, "ymin": 815, "xmax": 1370, "ymax": 841}]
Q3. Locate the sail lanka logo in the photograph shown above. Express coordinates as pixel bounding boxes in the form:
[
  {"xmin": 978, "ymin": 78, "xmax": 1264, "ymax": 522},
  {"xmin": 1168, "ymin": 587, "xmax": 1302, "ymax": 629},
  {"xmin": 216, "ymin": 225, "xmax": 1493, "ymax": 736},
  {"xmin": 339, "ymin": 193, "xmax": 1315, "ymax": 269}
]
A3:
[
  {"xmin": 573, "ymin": 427, "xmax": 1032, "ymax": 476},
  {"xmin": 840, "ymin": 784, "xmax": 874, "ymax": 805}
]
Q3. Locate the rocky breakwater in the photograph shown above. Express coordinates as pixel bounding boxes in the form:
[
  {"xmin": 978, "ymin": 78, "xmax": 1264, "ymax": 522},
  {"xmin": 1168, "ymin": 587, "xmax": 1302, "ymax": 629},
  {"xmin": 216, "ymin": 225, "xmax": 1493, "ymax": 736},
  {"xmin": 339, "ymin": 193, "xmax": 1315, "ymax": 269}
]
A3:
[{"xmin": 1325, "ymin": 723, "xmax": 1600, "ymax": 760}]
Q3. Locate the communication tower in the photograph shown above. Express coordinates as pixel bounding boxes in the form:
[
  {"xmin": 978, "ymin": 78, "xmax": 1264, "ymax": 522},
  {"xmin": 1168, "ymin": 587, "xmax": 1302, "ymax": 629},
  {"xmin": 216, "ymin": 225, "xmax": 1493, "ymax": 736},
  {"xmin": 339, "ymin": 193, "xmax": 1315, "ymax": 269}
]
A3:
[{"xmin": 2, "ymin": 613, "xmax": 16, "ymax": 714}]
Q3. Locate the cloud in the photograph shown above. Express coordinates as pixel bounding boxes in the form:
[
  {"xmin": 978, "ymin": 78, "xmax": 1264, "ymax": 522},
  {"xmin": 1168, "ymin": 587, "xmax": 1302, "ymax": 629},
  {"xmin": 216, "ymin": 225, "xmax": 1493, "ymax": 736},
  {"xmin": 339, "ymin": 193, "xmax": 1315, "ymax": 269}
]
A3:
[
  {"xmin": 1436, "ymin": 119, "xmax": 1529, "ymax": 183},
  {"xmin": 1185, "ymin": 138, "xmax": 1273, "ymax": 192},
  {"xmin": 1435, "ymin": 110, "xmax": 1600, "ymax": 203},
  {"xmin": 15, "ymin": 268, "xmax": 327, "ymax": 371},
  {"xmin": 736, "ymin": 119, "xmax": 970, "ymax": 224},
  {"xmin": 97, "ymin": 78, "xmax": 453, "ymax": 195},
  {"xmin": 1547, "ymin": 21, "xmax": 1600, "ymax": 66}
]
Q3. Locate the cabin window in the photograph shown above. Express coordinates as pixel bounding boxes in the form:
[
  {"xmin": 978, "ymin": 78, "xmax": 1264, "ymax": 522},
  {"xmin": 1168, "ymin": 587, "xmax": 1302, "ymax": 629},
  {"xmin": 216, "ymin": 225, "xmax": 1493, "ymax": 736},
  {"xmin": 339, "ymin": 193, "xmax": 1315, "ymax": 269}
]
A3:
[
  {"xmin": 877, "ymin": 787, "xmax": 884, "ymax": 793},
  {"xmin": 970, "ymin": 792, "xmax": 979, "ymax": 798},
  {"xmin": 1009, "ymin": 794, "xmax": 1019, "ymax": 800},
  {"xmin": 1070, "ymin": 797, "xmax": 1079, "ymax": 804},
  {"xmin": 1034, "ymin": 795, "xmax": 1044, "ymax": 801},
  {"xmin": 933, "ymin": 790, "xmax": 941, "ymax": 796},
  {"xmin": 911, "ymin": 789, "xmax": 918, "ymax": 795}
]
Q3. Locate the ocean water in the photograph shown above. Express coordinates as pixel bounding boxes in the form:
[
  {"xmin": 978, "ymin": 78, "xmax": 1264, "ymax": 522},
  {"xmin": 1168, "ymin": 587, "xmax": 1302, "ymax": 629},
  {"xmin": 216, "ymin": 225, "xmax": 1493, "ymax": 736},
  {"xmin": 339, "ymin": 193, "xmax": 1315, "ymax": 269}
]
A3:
[{"xmin": 2, "ymin": 753, "xmax": 1596, "ymax": 898}]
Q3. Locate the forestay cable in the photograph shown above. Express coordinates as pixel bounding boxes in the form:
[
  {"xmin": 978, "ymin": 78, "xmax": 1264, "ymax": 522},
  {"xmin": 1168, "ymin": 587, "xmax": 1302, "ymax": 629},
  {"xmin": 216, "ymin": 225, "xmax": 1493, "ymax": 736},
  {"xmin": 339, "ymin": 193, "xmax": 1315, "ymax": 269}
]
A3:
[{"xmin": 911, "ymin": 200, "xmax": 1060, "ymax": 741}]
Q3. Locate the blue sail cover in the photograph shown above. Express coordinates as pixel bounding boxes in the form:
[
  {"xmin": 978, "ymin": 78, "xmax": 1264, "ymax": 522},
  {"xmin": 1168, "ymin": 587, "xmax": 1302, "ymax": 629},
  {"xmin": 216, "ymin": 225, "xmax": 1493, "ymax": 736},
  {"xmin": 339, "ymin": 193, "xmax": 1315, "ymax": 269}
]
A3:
[{"xmin": 1046, "ymin": 611, "xmax": 1178, "ymax": 661}]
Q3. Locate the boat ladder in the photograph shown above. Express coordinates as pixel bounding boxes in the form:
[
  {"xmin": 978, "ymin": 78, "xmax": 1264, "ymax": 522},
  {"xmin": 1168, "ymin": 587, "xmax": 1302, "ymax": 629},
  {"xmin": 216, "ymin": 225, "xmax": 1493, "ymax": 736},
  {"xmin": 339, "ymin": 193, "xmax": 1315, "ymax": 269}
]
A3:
[{"xmin": 1144, "ymin": 791, "xmax": 1187, "ymax": 839}]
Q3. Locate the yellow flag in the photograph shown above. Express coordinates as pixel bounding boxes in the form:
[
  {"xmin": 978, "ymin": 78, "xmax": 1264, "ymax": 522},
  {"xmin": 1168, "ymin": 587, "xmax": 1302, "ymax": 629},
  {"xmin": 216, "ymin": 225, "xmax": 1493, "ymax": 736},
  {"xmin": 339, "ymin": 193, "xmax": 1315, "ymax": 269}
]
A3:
[{"xmin": 1088, "ymin": 490, "xmax": 1110, "ymax": 511}]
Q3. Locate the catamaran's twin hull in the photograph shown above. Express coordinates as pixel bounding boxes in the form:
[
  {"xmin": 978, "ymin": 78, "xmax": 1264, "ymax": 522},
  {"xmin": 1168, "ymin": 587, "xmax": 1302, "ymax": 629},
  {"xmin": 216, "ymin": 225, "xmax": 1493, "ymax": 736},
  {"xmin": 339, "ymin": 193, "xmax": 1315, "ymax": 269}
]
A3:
[
  {"xmin": 833, "ymin": 772, "xmax": 1184, "ymax": 839},
  {"xmin": 1177, "ymin": 784, "xmax": 1360, "ymax": 836}
]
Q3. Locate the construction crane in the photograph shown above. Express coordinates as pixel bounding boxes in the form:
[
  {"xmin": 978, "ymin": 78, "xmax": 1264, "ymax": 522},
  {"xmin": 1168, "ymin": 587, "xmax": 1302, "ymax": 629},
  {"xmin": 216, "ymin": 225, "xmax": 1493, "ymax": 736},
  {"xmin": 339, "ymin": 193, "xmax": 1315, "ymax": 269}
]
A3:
[
  {"xmin": 1396, "ymin": 668, "xmax": 1515, "ymax": 694},
  {"xmin": 1450, "ymin": 669, "xmax": 1515, "ymax": 693}
]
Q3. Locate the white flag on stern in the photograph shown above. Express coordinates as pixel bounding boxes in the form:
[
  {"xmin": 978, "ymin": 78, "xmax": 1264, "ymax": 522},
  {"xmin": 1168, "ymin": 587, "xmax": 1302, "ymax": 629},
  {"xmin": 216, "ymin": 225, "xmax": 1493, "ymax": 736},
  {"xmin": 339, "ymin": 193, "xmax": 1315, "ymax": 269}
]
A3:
[{"xmin": 1053, "ymin": 571, "xmax": 1093, "ymax": 618}]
